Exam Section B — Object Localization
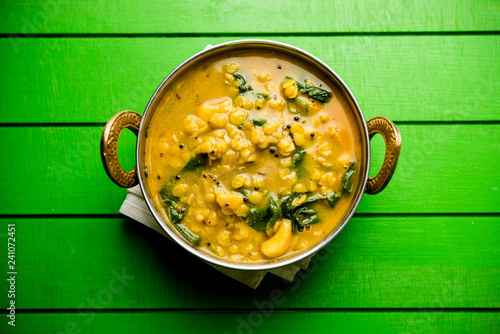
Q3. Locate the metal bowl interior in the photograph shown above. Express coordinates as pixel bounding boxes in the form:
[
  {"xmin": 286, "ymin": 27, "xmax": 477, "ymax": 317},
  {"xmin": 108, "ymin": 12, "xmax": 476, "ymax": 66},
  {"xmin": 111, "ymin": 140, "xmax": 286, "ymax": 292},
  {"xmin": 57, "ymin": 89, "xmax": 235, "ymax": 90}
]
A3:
[{"xmin": 137, "ymin": 39, "xmax": 370, "ymax": 271}]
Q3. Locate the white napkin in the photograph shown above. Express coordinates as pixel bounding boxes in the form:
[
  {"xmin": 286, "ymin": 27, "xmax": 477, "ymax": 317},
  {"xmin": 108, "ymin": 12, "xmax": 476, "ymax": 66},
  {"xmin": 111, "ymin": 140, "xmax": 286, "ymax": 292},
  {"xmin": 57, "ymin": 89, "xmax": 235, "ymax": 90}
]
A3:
[{"xmin": 120, "ymin": 186, "xmax": 311, "ymax": 288}]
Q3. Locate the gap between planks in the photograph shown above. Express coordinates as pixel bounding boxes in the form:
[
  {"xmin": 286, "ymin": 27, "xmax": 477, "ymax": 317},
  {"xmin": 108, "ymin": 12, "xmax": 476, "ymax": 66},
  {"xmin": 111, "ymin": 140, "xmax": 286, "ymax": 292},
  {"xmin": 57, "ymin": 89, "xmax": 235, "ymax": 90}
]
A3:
[
  {"xmin": 2, "ymin": 121, "xmax": 500, "ymax": 128},
  {"xmin": 3, "ymin": 307, "xmax": 500, "ymax": 314},
  {"xmin": 1, "ymin": 31, "xmax": 500, "ymax": 39},
  {"xmin": 0, "ymin": 213, "xmax": 498, "ymax": 219}
]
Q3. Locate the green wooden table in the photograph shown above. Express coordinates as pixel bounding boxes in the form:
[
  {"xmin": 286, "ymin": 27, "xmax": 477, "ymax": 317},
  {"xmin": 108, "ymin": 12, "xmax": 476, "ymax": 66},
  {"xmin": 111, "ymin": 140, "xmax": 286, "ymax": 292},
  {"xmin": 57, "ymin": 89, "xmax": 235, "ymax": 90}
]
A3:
[{"xmin": 1, "ymin": 1, "xmax": 499, "ymax": 332}]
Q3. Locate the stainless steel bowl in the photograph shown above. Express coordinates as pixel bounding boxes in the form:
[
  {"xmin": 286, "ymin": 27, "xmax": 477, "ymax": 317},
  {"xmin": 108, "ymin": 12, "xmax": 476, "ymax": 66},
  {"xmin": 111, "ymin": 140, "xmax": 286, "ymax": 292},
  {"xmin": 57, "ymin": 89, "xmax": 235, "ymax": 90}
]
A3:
[{"xmin": 101, "ymin": 39, "xmax": 401, "ymax": 271}]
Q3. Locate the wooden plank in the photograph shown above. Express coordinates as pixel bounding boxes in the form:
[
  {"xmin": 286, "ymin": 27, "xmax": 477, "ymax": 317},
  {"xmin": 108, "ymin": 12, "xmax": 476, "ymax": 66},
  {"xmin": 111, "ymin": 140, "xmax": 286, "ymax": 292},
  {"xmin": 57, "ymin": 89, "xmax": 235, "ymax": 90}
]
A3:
[
  {"xmin": 1, "ymin": 0, "xmax": 498, "ymax": 34},
  {"xmin": 0, "ymin": 35, "xmax": 499, "ymax": 123},
  {"xmin": 1, "ymin": 216, "xmax": 498, "ymax": 309},
  {"xmin": 1, "ymin": 124, "xmax": 498, "ymax": 215},
  {"xmin": 2, "ymin": 311, "xmax": 499, "ymax": 334}
]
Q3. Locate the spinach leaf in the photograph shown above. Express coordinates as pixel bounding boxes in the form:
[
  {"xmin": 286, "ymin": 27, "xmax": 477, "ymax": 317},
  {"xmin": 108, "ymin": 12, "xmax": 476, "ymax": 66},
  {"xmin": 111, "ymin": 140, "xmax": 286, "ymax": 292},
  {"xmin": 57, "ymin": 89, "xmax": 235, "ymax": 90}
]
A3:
[
  {"xmin": 245, "ymin": 195, "xmax": 282, "ymax": 232},
  {"xmin": 255, "ymin": 93, "xmax": 270, "ymax": 110},
  {"xmin": 267, "ymin": 195, "xmax": 282, "ymax": 230},
  {"xmin": 295, "ymin": 81, "xmax": 332, "ymax": 103},
  {"xmin": 281, "ymin": 193, "xmax": 321, "ymax": 232},
  {"xmin": 304, "ymin": 193, "xmax": 321, "ymax": 204},
  {"xmin": 245, "ymin": 207, "xmax": 269, "ymax": 232},
  {"xmin": 300, "ymin": 86, "xmax": 331, "ymax": 103},
  {"xmin": 233, "ymin": 73, "xmax": 253, "ymax": 93},
  {"xmin": 160, "ymin": 187, "xmax": 185, "ymax": 224},
  {"xmin": 342, "ymin": 161, "xmax": 356, "ymax": 193},
  {"xmin": 175, "ymin": 224, "xmax": 201, "ymax": 246},
  {"xmin": 295, "ymin": 207, "xmax": 321, "ymax": 226},
  {"xmin": 293, "ymin": 98, "xmax": 309, "ymax": 113},
  {"xmin": 160, "ymin": 184, "xmax": 200, "ymax": 245},
  {"xmin": 292, "ymin": 148, "xmax": 306, "ymax": 166},
  {"xmin": 167, "ymin": 205, "xmax": 183, "ymax": 223},
  {"xmin": 255, "ymin": 93, "xmax": 269, "ymax": 102},
  {"xmin": 280, "ymin": 194, "xmax": 295, "ymax": 223},
  {"xmin": 237, "ymin": 188, "xmax": 252, "ymax": 197},
  {"xmin": 291, "ymin": 147, "xmax": 306, "ymax": 177},
  {"xmin": 238, "ymin": 189, "xmax": 251, "ymax": 197},
  {"xmin": 181, "ymin": 153, "xmax": 208, "ymax": 172},
  {"xmin": 325, "ymin": 192, "xmax": 341, "ymax": 208},
  {"xmin": 251, "ymin": 118, "xmax": 267, "ymax": 126}
]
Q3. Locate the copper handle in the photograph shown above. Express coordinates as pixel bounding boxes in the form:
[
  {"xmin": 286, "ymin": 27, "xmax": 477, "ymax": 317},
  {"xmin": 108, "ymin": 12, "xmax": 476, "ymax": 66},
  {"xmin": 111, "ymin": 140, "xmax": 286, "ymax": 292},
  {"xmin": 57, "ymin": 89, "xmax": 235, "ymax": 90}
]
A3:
[
  {"xmin": 100, "ymin": 110, "xmax": 142, "ymax": 188},
  {"xmin": 365, "ymin": 116, "xmax": 401, "ymax": 194}
]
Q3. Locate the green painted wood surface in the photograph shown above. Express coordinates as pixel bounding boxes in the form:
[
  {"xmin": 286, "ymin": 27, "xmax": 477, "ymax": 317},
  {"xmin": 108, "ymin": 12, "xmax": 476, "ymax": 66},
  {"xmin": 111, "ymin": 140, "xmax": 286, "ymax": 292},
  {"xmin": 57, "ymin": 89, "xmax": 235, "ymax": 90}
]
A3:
[
  {"xmin": 1, "ymin": 312, "xmax": 498, "ymax": 334},
  {"xmin": 1, "ymin": 35, "xmax": 499, "ymax": 123},
  {"xmin": 1, "ymin": 0, "xmax": 498, "ymax": 34},
  {"xmin": 1, "ymin": 1, "xmax": 499, "ymax": 332},
  {"xmin": 1, "ymin": 124, "xmax": 498, "ymax": 215},
  {"xmin": 1, "ymin": 216, "xmax": 498, "ymax": 309}
]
